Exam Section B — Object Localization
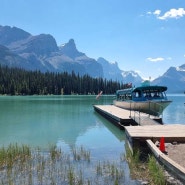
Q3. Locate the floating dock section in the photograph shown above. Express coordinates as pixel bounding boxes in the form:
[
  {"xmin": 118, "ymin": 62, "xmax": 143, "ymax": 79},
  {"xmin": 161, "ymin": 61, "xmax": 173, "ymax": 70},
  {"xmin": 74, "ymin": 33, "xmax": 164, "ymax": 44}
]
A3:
[
  {"xmin": 93, "ymin": 104, "xmax": 162, "ymax": 128},
  {"xmin": 93, "ymin": 105, "xmax": 136, "ymax": 129}
]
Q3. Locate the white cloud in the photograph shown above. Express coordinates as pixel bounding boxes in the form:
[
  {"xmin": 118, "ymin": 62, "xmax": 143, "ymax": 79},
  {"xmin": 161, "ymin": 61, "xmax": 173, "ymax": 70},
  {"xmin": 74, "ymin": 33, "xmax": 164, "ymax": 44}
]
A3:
[
  {"xmin": 156, "ymin": 8, "xmax": 185, "ymax": 20},
  {"xmin": 147, "ymin": 11, "xmax": 152, "ymax": 15},
  {"xmin": 153, "ymin": 10, "xmax": 161, "ymax": 16},
  {"xmin": 146, "ymin": 57, "xmax": 164, "ymax": 62},
  {"xmin": 146, "ymin": 57, "xmax": 172, "ymax": 63}
]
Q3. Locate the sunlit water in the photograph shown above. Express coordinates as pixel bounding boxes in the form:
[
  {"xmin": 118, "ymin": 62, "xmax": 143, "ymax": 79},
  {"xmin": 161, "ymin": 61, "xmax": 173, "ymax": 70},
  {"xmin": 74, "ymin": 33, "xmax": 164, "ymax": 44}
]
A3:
[
  {"xmin": 163, "ymin": 94, "xmax": 185, "ymax": 124},
  {"xmin": 0, "ymin": 94, "xmax": 184, "ymax": 184}
]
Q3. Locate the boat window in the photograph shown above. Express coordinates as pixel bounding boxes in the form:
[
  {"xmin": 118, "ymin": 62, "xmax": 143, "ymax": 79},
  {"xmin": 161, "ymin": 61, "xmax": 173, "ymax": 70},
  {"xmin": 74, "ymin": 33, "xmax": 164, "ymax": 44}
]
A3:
[
  {"xmin": 144, "ymin": 92, "xmax": 152, "ymax": 98},
  {"xmin": 151, "ymin": 91, "xmax": 164, "ymax": 99},
  {"xmin": 126, "ymin": 94, "xmax": 132, "ymax": 100},
  {"xmin": 133, "ymin": 91, "xmax": 141, "ymax": 98},
  {"xmin": 117, "ymin": 94, "xmax": 132, "ymax": 101},
  {"xmin": 159, "ymin": 92, "xmax": 164, "ymax": 98},
  {"xmin": 153, "ymin": 92, "xmax": 160, "ymax": 98},
  {"xmin": 134, "ymin": 92, "xmax": 139, "ymax": 98}
]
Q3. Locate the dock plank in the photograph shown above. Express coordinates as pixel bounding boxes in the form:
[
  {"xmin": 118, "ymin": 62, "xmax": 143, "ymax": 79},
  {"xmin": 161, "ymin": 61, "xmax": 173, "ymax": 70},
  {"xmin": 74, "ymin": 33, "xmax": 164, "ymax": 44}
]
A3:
[{"xmin": 94, "ymin": 105, "xmax": 131, "ymax": 119}]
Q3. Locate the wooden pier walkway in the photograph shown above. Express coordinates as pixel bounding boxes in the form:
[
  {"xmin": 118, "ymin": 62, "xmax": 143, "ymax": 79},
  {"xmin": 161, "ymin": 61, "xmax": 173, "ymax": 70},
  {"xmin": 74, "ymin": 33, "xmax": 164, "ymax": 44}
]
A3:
[
  {"xmin": 93, "ymin": 104, "xmax": 185, "ymax": 182},
  {"xmin": 93, "ymin": 105, "xmax": 162, "ymax": 127},
  {"xmin": 125, "ymin": 124, "xmax": 185, "ymax": 143},
  {"xmin": 93, "ymin": 105, "xmax": 133, "ymax": 128}
]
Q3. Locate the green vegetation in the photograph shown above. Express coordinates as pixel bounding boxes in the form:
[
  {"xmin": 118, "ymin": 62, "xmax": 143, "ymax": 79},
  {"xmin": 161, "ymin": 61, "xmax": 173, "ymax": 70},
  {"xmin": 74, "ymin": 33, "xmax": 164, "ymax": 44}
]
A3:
[
  {"xmin": 0, "ymin": 144, "xmax": 126, "ymax": 185},
  {"xmin": 0, "ymin": 65, "xmax": 124, "ymax": 95},
  {"xmin": 72, "ymin": 146, "xmax": 90, "ymax": 162},
  {"xmin": 148, "ymin": 155, "xmax": 166, "ymax": 185},
  {"xmin": 95, "ymin": 161, "xmax": 124, "ymax": 184},
  {"xmin": 126, "ymin": 146, "xmax": 167, "ymax": 185},
  {"xmin": 0, "ymin": 144, "xmax": 31, "ymax": 169},
  {"xmin": 0, "ymin": 144, "xmax": 167, "ymax": 184}
]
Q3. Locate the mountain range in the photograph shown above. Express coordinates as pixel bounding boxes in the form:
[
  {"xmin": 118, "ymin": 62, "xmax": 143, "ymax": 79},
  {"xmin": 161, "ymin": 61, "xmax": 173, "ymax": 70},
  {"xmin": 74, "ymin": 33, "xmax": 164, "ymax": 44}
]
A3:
[
  {"xmin": 152, "ymin": 64, "xmax": 185, "ymax": 93},
  {"xmin": 0, "ymin": 25, "xmax": 184, "ymax": 93}
]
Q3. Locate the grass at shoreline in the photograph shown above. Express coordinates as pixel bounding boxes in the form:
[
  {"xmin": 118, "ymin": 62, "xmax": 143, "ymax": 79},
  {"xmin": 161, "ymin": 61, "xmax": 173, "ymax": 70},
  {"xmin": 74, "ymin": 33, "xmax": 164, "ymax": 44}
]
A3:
[
  {"xmin": 0, "ymin": 144, "xmax": 127, "ymax": 185},
  {"xmin": 126, "ymin": 145, "xmax": 167, "ymax": 185},
  {"xmin": 0, "ymin": 144, "xmax": 31, "ymax": 169},
  {"xmin": 0, "ymin": 143, "xmax": 169, "ymax": 185}
]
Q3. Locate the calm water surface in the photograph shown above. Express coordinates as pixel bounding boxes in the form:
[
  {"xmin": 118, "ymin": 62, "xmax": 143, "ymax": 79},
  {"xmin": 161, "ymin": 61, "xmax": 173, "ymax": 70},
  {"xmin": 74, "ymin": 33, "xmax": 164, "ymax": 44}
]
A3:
[
  {"xmin": 0, "ymin": 94, "xmax": 184, "ymax": 184},
  {"xmin": 0, "ymin": 96, "xmax": 119, "ymax": 149},
  {"xmin": 163, "ymin": 94, "xmax": 185, "ymax": 124}
]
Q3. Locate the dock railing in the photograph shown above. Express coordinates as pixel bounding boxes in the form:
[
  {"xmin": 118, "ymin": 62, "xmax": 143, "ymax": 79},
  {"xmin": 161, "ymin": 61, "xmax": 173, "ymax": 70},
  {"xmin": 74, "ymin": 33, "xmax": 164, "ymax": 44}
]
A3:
[{"xmin": 130, "ymin": 101, "xmax": 164, "ymax": 125}]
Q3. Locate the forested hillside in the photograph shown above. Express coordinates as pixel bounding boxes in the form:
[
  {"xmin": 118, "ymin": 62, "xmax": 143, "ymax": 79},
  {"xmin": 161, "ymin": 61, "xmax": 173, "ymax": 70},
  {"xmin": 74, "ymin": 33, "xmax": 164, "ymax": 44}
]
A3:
[{"xmin": 0, "ymin": 66, "xmax": 123, "ymax": 95}]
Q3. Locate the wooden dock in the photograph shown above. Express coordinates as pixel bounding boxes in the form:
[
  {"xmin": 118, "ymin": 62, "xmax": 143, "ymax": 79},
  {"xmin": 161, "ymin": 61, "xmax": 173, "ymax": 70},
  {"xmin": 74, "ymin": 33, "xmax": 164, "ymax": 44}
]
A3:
[
  {"xmin": 93, "ymin": 104, "xmax": 185, "ymax": 182},
  {"xmin": 93, "ymin": 105, "xmax": 162, "ymax": 128},
  {"xmin": 125, "ymin": 124, "xmax": 185, "ymax": 156},
  {"xmin": 93, "ymin": 105, "xmax": 134, "ymax": 129},
  {"xmin": 125, "ymin": 124, "xmax": 185, "ymax": 143},
  {"xmin": 93, "ymin": 105, "xmax": 185, "ymax": 143}
]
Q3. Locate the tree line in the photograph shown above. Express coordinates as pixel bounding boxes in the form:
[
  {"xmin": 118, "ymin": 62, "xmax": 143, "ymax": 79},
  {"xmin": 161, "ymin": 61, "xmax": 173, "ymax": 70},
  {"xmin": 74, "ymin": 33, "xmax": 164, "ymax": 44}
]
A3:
[{"xmin": 0, "ymin": 66, "xmax": 124, "ymax": 95}]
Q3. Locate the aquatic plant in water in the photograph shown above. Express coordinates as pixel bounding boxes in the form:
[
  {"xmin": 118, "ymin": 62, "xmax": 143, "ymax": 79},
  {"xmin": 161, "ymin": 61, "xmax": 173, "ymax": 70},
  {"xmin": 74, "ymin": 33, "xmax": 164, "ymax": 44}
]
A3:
[{"xmin": 0, "ymin": 144, "xmax": 126, "ymax": 185}]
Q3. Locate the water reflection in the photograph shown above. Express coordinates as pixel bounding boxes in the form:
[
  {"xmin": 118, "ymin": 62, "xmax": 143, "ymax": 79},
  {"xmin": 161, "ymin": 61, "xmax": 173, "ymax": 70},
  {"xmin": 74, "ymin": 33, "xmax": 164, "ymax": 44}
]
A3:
[
  {"xmin": 94, "ymin": 111, "xmax": 125, "ymax": 142},
  {"xmin": 0, "ymin": 95, "xmax": 119, "ymax": 148}
]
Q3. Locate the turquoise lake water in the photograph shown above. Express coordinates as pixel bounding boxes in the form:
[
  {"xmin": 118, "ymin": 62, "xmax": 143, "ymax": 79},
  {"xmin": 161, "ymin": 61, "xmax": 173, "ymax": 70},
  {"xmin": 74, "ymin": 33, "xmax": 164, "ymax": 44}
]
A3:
[
  {"xmin": 163, "ymin": 94, "xmax": 185, "ymax": 124},
  {"xmin": 0, "ymin": 94, "xmax": 184, "ymax": 184}
]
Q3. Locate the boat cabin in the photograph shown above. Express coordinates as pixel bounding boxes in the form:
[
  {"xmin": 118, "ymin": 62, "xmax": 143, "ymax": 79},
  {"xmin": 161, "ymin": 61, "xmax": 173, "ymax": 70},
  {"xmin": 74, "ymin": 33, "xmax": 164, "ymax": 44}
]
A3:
[{"xmin": 116, "ymin": 86, "xmax": 168, "ymax": 102}]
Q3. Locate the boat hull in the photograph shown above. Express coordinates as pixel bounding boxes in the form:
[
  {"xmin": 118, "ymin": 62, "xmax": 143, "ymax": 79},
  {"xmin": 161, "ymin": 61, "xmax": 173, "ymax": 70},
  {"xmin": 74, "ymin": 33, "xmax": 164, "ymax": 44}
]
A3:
[{"xmin": 113, "ymin": 100, "xmax": 172, "ymax": 116}]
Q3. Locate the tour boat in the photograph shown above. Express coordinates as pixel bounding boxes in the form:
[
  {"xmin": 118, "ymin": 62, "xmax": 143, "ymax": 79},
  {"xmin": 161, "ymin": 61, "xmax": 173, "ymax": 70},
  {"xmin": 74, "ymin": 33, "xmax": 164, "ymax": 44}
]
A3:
[{"xmin": 113, "ymin": 81, "xmax": 172, "ymax": 116}]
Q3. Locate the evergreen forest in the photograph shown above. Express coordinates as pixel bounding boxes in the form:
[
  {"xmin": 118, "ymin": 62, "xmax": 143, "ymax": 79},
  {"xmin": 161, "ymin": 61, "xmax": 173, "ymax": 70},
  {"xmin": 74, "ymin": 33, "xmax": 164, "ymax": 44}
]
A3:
[{"xmin": 0, "ymin": 66, "xmax": 124, "ymax": 95}]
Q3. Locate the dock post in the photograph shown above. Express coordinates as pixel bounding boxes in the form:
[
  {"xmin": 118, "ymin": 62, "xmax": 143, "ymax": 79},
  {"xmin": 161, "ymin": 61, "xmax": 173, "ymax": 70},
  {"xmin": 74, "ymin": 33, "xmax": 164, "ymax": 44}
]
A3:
[{"xmin": 129, "ymin": 102, "xmax": 131, "ymax": 118}]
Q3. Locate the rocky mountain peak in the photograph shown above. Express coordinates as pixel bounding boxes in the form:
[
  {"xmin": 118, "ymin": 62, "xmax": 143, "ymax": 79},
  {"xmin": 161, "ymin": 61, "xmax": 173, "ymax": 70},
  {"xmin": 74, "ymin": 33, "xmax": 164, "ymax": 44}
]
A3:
[
  {"xmin": 10, "ymin": 34, "xmax": 59, "ymax": 56},
  {"xmin": 68, "ymin": 39, "xmax": 76, "ymax": 47},
  {"xmin": 59, "ymin": 39, "xmax": 85, "ymax": 59},
  {"xmin": 0, "ymin": 25, "xmax": 31, "ymax": 46},
  {"xmin": 179, "ymin": 64, "xmax": 185, "ymax": 70}
]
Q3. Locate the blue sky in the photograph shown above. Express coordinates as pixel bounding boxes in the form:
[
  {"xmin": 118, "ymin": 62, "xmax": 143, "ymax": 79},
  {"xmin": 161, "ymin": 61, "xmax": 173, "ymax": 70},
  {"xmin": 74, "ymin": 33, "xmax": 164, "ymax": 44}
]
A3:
[{"xmin": 1, "ymin": 0, "xmax": 185, "ymax": 79}]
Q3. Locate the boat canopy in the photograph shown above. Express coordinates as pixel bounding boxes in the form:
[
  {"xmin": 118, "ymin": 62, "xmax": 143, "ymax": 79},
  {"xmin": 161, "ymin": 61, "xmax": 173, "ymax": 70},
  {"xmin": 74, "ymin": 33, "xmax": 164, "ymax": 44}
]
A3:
[
  {"xmin": 116, "ymin": 86, "xmax": 167, "ymax": 95},
  {"xmin": 132, "ymin": 86, "xmax": 167, "ymax": 93},
  {"xmin": 116, "ymin": 88, "xmax": 133, "ymax": 95}
]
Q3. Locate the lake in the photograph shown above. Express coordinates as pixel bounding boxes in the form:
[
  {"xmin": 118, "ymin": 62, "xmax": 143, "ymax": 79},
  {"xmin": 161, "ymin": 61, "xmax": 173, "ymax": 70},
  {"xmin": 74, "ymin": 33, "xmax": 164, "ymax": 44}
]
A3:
[
  {"xmin": 163, "ymin": 94, "xmax": 185, "ymax": 124},
  {"xmin": 0, "ymin": 94, "xmax": 184, "ymax": 184}
]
